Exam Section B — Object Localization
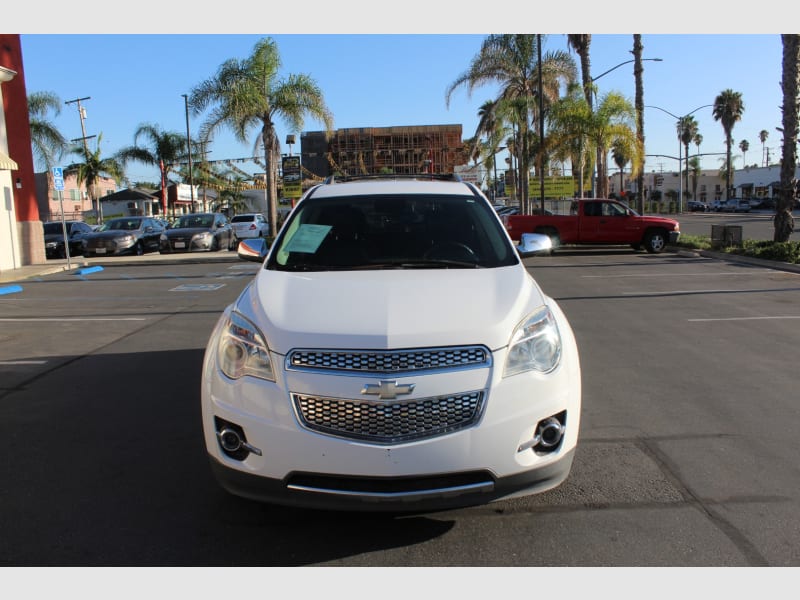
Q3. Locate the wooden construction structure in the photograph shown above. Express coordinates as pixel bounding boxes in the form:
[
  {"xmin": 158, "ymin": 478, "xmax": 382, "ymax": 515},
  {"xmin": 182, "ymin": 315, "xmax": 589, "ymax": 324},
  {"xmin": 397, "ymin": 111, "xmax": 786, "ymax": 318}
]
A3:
[{"xmin": 301, "ymin": 125, "xmax": 468, "ymax": 179}]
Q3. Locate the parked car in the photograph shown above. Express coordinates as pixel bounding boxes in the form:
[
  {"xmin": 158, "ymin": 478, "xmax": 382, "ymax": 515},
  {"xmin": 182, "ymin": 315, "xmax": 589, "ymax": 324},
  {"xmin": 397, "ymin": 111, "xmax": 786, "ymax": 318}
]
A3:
[
  {"xmin": 687, "ymin": 201, "xmax": 709, "ymax": 212},
  {"xmin": 159, "ymin": 212, "xmax": 234, "ymax": 253},
  {"xmin": 230, "ymin": 213, "xmax": 269, "ymax": 241},
  {"xmin": 722, "ymin": 199, "xmax": 751, "ymax": 213},
  {"xmin": 201, "ymin": 174, "xmax": 582, "ymax": 512},
  {"xmin": 710, "ymin": 200, "xmax": 725, "ymax": 212},
  {"xmin": 42, "ymin": 220, "xmax": 93, "ymax": 259},
  {"xmin": 81, "ymin": 216, "xmax": 165, "ymax": 257}
]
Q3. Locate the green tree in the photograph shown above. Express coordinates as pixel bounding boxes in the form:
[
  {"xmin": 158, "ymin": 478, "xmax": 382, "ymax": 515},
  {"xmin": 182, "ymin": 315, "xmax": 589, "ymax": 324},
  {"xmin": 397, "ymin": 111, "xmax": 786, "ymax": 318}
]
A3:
[
  {"xmin": 446, "ymin": 34, "xmax": 576, "ymax": 214},
  {"xmin": 547, "ymin": 83, "xmax": 593, "ymax": 198},
  {"xmin": 27, "ymin": 91, "xmax": 67, "ymax": 172},
  {"xmin": 689, "ymin": 155, "xmax": 702, "ymax": 201},
  {"xmin": 589, "ymin": 91, "xmax": 640, "ymax": 198},
  {"xmin": 775, "ymin": 34, "xmax": 799, "ymax": 242},
  {"xmin": 713, "ymin": 89, "xmax": 745, "ymax": 200},
  {"xmin": 677, "ymin": 115, "xmax": 699, "ymax": 202},
  {"xmin": 65, "ymin": 133, "xmax": 124, "ymax": 223},
  {"xmin": 189, "ymin": 37, "xmax": 334, "ymax": 237},
  {"xmin": 115, "ymin": 123, "xmax": 188, "ymax": 216}
]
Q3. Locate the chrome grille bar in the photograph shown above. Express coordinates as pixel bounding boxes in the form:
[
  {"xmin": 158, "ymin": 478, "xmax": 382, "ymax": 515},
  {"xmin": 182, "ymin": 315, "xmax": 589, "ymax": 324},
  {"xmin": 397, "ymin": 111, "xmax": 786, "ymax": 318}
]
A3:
[
  {"xmin": 287, "ymin": 346, "xmax": 491, "ymax": 374},
  {"xmin": 293, "ymin": 390, "xmax": 485, "ymax": 443}
]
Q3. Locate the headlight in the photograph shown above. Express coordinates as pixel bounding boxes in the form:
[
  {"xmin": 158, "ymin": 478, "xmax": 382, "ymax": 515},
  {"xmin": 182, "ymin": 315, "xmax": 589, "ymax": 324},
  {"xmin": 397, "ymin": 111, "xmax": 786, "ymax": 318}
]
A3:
[
  {"xmin": 193, "ymin": 231, "xmax": 213, "ymax": 240},
  {"xmin": 217, "ymin": 310, "xmax": 274, "ymax": 381},
  {"xmin": 119, "ymin": 235, "xmax": 135, "ymax": 244},
  {"xmin": 160, "ymin": 233, "xmax": 168, "ymax": 241},
  {"xmin": 45, "ymin": 241, "xmax": 57, "ymax": 249},
  {"xmin": 504, "ymin": 306, "xmax": 562, "ymax": 377}
]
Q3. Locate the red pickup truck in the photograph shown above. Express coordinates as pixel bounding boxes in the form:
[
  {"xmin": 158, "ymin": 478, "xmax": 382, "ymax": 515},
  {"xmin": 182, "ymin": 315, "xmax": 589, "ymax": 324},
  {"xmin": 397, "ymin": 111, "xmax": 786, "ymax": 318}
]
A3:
[{"xmin": 503, "ymin": 198, "xmax": 681, "ymax": 254}]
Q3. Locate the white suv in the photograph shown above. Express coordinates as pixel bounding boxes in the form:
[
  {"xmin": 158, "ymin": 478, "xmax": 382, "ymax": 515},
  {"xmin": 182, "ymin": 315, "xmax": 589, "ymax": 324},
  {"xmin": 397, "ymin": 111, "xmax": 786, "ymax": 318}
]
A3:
[
  {"xmin": 201, "ymin": 175, "xmax": 582, "ymax": 511},
  {"xmin": 230, "ymin": 213, "xmax": 268, "ymax": 240}
]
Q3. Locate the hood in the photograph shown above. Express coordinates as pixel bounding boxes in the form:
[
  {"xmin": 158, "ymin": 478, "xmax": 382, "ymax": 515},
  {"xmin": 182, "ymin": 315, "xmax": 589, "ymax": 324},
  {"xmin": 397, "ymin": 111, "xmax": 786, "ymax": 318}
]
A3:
[
  {"xmin": 236, "ymin": 266, "xmax": 543, "ymax": 354},
  {"xmin": 637, "ymin": 214, "xmax": 679, "ymax": 228}
]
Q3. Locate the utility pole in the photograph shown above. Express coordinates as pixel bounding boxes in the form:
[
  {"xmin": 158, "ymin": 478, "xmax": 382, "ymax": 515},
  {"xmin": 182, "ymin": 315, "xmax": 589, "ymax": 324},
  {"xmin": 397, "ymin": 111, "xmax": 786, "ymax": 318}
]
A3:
[
  {"xmin": 181, "ymin": 94, "xmax": 197, "ymax": 211},
  {"xmin": 65, "ymin": 96, "xmax": 101, "ymax": 222}
]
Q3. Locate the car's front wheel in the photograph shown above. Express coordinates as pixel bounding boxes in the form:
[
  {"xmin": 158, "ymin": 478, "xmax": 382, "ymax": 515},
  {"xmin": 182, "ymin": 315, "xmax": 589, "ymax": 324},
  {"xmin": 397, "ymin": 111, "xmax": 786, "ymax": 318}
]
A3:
[{"xmin": 643, "ymin": 230, "xmax": 668, "ymax": 254}]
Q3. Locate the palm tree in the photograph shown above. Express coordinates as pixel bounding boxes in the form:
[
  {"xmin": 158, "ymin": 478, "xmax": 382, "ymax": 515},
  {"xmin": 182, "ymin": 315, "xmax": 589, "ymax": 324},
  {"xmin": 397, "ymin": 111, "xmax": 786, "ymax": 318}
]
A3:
[
  {"xmin": 547, "ymin": 83, "xmax": 593, "ymax": 198},
  {"xmin": 190, "ymin": 37, "xmax": 334, "ymax": 237},
  {"xmin": 566, "ymin": 34, "xmax": 592, "ymax": 109},
  {"xmin": 689, "ymin": 156, "xmax": 702, "ymax": 201},
  {"xmin": 27, "ymin": 91, "xmax": 67, "ymax": 172},
  {"xmin": 712, "ymin": 89, "xmax": 745, "ymax": 200},
  {"xmin": 632, "ymin": 34, "xmax": 646, "ymax": 212},
  {"xmin": 115, "ymin": 123, "xmax": 188, "ymax": 216},
  {"xmin": 65, "ymin": 133, "xmax": 124, "ymax": 223},
  {"xmin": 759, "ymin": 129, "xmax": 769, "ymax": 167},
  {"xmin": 611, "ymin": 138, "xmax": 630, "ymax": 199},
  {"xmin": 775, "ymin": 34, "xmax": 799, "ymax": 242},
  {"xmin": 739, "ymin": 139, "xmax": 750, "ymax": 168},
  {"xmin": 677, "ymin": 115, "xmax": 698, "ymax": 204},
  {"xmin": 445, "ymin": 34, "xmax": 577, "ymax": 214},
  {"xmin": 588, "ymin": 91, "xmax": 640, "ymax": 198},
  {"xmin": 693, "ymin": 132, "xmax": 703, "ymax": 156}
]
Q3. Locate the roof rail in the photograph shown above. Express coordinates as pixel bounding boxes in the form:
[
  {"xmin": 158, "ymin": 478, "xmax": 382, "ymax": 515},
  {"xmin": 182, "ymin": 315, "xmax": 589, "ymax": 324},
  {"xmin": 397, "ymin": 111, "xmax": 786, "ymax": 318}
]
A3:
[{"xmin": 323, "ymin": 173, "xmax": 463, "ymax": 184}]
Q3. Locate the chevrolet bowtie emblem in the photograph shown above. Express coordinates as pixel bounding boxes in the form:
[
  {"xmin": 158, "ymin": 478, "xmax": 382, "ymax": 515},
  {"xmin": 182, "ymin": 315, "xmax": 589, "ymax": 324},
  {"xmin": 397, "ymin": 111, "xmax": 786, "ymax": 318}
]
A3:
[{"xmin": 361, "ymin": 380, "xmax": 416, "ymax": 400}]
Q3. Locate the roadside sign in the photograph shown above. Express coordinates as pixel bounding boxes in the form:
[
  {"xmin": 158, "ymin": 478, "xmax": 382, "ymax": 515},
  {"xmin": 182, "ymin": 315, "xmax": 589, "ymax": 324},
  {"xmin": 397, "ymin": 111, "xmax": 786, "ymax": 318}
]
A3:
[{"xmin": 52, "ymin": 167, "xmax": 64, "ymax": 191}]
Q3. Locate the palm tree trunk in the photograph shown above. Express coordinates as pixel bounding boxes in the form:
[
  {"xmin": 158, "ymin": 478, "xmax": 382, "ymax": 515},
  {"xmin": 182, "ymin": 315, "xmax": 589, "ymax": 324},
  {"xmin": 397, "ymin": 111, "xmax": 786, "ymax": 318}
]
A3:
[
  {"xmin": 775, "ymin": 34, "xmax": 799, "ymax": 242},
  {"xmin": 633, "ymin": 34, "xmax": 645, "ymax": 213}
]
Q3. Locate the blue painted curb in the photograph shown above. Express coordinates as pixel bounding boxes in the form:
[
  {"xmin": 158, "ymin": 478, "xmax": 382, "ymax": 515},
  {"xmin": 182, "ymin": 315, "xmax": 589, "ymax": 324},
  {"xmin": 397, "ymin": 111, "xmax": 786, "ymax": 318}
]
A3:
[
  {"xmin": 75, "ymin": 265, "xmax": 104, "ymax": 275},
  {"xmin": 0, "ymin": 284, "xmax": 23, "ymax": 295}
]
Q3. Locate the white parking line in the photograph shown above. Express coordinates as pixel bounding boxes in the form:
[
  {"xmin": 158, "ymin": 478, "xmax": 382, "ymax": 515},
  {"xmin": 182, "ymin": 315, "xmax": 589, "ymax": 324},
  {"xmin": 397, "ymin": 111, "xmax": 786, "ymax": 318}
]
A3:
[
  {"xmin": 688, "ymin": 316, "xmax": 800, "ymax": 322},
  {"xmin": 0, "ymin": 360, "xmax": 48, "ymax": 365},
  {"xmin": 582, "ymin": 272, "xmax": 764, "ymax": 279}
]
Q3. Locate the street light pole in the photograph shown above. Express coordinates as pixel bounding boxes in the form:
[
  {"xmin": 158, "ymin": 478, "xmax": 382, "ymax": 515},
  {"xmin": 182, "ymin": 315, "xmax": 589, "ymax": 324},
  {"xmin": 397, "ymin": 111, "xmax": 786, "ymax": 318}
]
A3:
[
  {"xmin": 646, "ymin": 104, "xmax": 712, "ymax": 213},
  {"xmin": 590, "ymin": 58, "xmax": 662, "ymax": 197},
  {"xmin": 181, "ymin": 94, "xmax": 196, "ymax": 211}
]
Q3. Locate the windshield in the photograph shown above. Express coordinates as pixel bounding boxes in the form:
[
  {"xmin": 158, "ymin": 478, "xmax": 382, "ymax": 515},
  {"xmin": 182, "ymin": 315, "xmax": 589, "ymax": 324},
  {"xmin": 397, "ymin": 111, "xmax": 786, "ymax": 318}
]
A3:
[
  {"xmin": 43, "ymin": 223, "xmax": 66, "ymax": 235},
  {"xmin": 231, "ymin": 215, "xmax": 255, "ymax": 223},
  {"xmin": 176, "ymin": 215, "xmax": 213, "ymax": 228},
  {"xmin": 267, "ymin": 193, "xmax": 519, "ymax": 271},
  {"xmin": 99, "ymin": 219, "xmax": 141, "ymax": 231}
]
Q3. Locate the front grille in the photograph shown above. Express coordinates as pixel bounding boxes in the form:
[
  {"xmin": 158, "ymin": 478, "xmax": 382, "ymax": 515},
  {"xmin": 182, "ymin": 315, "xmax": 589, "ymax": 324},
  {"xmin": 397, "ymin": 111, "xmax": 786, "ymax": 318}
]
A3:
[
  {"xmin": 287, "ymin": 346, "xmax": 491, "ymax": 374},
  {"xmin": 293, "ymin": 390, "xmax": 484, "ymax": 443}
]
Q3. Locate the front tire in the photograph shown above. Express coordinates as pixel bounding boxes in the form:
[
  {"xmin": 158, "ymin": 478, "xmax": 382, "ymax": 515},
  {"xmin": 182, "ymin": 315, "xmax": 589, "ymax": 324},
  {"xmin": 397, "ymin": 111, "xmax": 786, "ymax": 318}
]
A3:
[{"xmin": 643, "ymin": 230, "xmax": 667, "ymax": 254}]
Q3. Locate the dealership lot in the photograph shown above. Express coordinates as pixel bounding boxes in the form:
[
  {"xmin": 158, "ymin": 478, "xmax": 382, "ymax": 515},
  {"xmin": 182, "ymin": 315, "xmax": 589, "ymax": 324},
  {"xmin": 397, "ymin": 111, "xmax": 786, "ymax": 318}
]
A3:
[{"xmin": 1, "ymin": 250, "xmax": 799, "ymax": 566}]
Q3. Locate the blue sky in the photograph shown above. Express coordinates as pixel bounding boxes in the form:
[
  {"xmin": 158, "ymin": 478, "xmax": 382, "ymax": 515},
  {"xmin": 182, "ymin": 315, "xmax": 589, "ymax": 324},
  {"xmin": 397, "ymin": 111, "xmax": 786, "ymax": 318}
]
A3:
[{"xmin": 10, "ymin": 4, "xmax": 789, "ymax": 187}]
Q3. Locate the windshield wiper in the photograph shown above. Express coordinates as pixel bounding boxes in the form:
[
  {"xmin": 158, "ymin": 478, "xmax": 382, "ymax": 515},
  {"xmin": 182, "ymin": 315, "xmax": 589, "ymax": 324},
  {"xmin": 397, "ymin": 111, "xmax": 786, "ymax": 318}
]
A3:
[{"xmin": 351, "ymin": 260, "xmax": 482, "ymax": 270}]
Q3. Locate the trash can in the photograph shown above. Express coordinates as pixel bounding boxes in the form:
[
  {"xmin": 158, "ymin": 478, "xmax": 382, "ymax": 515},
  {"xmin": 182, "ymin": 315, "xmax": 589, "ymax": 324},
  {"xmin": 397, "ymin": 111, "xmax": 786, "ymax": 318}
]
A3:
[{"xmin": 711, "ymin": 225, "xmax": 743, "ymax": 249}]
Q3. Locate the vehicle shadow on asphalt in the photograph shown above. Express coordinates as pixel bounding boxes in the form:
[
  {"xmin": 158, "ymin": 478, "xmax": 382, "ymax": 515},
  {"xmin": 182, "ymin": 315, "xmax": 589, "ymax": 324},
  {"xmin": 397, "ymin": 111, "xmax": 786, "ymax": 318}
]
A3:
[{"xmin": 0, "ymin": 347, "xmax": 455, "ymax": 566}]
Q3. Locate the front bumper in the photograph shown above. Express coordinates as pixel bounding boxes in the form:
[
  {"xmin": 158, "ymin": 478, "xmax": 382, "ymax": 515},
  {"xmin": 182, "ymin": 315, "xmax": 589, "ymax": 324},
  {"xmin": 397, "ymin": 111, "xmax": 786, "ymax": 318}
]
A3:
[
  {"xmin": 669, "ymin": 231, "xmax": 681, "ymax": 244},
  {"xmin": 200, "ymin": 311, "xmax": 582, "ymax": 512},
  {"xmin": 208, "ymin": 448, "xmax": 575, "ymax": 512}
]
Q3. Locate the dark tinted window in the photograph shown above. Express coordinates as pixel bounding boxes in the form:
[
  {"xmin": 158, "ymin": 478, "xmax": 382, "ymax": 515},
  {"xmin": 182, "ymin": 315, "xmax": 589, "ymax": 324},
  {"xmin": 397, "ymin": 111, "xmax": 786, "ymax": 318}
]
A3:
[{"xmin": 268, "ymin": 193, "xmax": 518, "ymax": 271}]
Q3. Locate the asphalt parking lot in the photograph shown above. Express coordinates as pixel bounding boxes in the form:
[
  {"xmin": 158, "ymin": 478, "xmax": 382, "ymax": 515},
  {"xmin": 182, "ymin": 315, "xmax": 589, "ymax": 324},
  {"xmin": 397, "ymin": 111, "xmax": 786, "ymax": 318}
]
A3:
[{"xmin": 1, "ymin": 246, "xmax": 800, "ymax": 568}]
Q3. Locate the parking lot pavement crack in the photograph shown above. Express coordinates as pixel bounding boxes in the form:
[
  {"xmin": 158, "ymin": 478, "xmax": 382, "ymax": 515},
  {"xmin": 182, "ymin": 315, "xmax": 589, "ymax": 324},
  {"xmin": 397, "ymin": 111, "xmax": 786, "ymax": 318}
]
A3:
[{"xmin": 639, "ymin": 437, "xmax": 770, "ymax": 566}]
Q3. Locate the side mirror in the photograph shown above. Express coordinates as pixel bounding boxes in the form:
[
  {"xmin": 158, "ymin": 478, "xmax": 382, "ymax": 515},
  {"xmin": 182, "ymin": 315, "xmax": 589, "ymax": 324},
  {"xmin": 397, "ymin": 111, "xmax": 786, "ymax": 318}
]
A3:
[
  {"xmin": 517, "ymin": 232, "xmax": 553, "ymax": 257},
  {"xmin": 237, "ymin": 237, "xmax": 269, "ymax": 262}
]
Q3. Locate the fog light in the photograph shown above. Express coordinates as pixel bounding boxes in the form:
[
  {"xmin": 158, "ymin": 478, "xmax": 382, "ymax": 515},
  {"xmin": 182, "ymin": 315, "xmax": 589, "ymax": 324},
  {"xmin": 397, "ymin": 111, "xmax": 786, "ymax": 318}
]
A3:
[
  {"xmin": 214, "ymin": 417, "xmax": 262, "ymax": 460},
  {"xmin": 517, "ymin": 411, "xmax": 567, "ymax": 454}
]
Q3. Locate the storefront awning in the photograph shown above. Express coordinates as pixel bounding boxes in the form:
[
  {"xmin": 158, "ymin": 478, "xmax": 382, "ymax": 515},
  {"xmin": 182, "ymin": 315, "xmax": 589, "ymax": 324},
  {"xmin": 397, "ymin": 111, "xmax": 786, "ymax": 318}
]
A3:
[{"xmin": 0, "ymin": 150, "xmax": 18, "ymax": 171}]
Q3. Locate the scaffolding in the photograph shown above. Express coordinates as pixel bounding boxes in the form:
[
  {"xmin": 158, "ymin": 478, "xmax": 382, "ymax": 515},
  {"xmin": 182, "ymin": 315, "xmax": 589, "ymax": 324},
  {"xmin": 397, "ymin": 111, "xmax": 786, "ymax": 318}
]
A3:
[{"xmin": 304, "ymin": 125, "xmax": 468, "ymax": 178}]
